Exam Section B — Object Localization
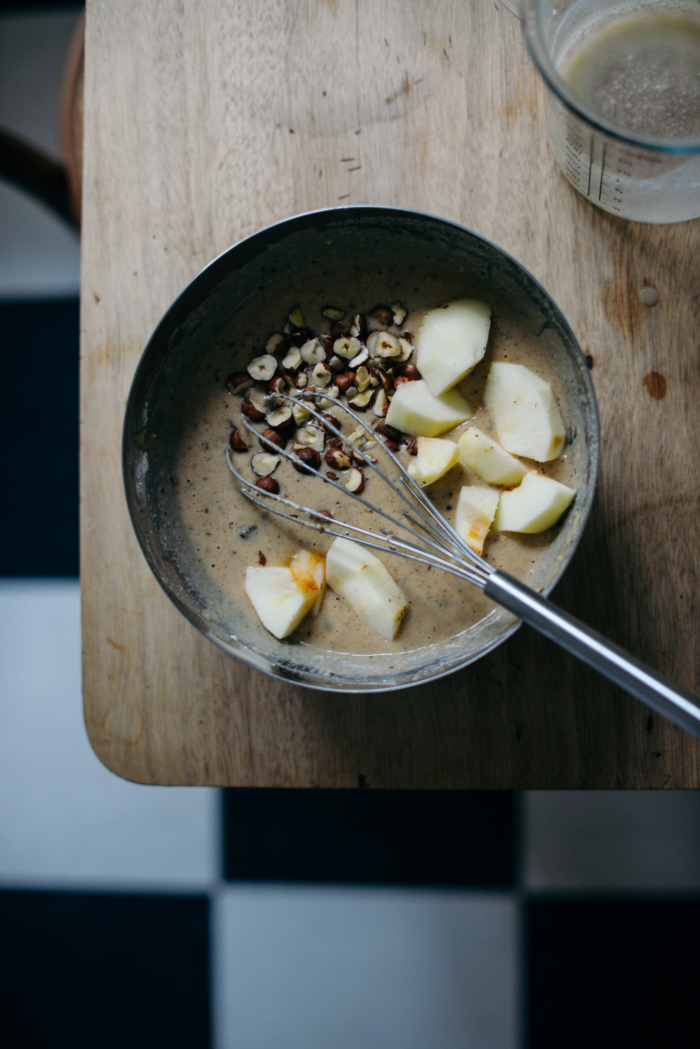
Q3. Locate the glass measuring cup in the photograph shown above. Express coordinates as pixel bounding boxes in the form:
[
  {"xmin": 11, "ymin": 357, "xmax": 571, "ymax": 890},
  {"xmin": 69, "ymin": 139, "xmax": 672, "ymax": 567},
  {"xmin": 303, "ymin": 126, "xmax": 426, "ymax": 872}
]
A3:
[{"xmin": 522, "ymin": 0, "xmax": 700, "ymax": 222}]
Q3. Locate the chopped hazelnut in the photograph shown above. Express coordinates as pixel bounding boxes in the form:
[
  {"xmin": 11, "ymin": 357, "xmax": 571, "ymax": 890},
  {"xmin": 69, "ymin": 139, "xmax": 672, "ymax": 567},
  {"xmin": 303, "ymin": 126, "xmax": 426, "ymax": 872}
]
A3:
[
  {"xmin": 241, "ymin": 396, "xmax": 266, "ymax": 422},
  {"xmin": 251, "ymin": 452, "xmax": 280, "ymax": 477},
  {"xmin": 355, "ymin": 365, "xmax": 371, "ymax": 392},
  {"xmin": 333, "ymin": 336, "xmax": 362, "ymax": 360},
  {"xmin": 266, "ymin": 375, "xmax": 288, "ymax": 398},
  {"xmin": 281, "ymin": 347, "xmax": 302, "ymax": 371},
  {"xmin": 294, "ymin": 424, "xmax": 324, "ymax": 452},
  {"xmin": 260, "ymin": 427, "xmax": 287, "ymax": 450},
  {"xmin": 312, "ymin": 361, "xmax": 333, "ymax": 387},
  {"xmin": 335, "ymin": 371, "xmax": 356, "ymax": 393},
  {"xmin": 227, "ymin": 372, "xmax": 253, "ymax": 395},
  {"xmin": 325, "ymin": 447, "xmax": 352, "ymax": 470},
  {"xmin": 247, "ymin": 354, "xmax": 277, "ymax": 381},
  {"xmin": 320, "ymin": 413, "xmax": 340, "ymax": 434},
  {"xmin": 397, "ymin": 338, "xmax": 414, "ymax": 362},
  {"xmin": 370, "ymin": 305, "xmax": 394, "ymax": 326},
  {"xmin": 370, "ymin": 366, "xmax": 392, "ymax": 390},
  {"xmin": 367, "ymin": 331, "xmax": 400, "ymax": 358},
  {"xmin": 348, "ymin": 388, "xmax": 374, "ymax": 410},
  {"xmin": 343, "ymin": 467, "xmax": 365, "ymax": 493},
  {"xmin": 300, "ymin": 338, "xmax": 327, "ymax": 364},
  {"xmin": 255, "ymin": 476, "xmax": 280, "ymax": 494},
  {"xmin": 374, "ymin": 419, "xmax": 401, "ymax": 442},
  {"xmin": 265, "ymin": 405, "xmax": 293, "ymax": 429},
  {"xmin": 373, "ymin": 389, "xmax": 387, "ymax": 417},
  {"xmin": 349, "ymin": 313, "xmax": 367, "ymax": 340},
  {"xmin": 400, "ymin": 364, "xmax": 421, "ymax": 381},
  {"xmin": 346, "ymin": 426, "xmax": 365, "ymax": 446},
  {"xmin": 265, "ymin": 333, "xmax": 289, "ymax": 356},
  {"xmin": 330, "ymin": 320, "xmax": 351, "ymax": 339},
  {"xmin": 293, "ymin": 448, "xmax": 321, "ymax": 474},
  {"xmin": 229, "ymin": 428, "xmax": 248, "ymax": 452},
  {"xmin": 292, "ymin": 401, "xmax": 311, "ymax": 426}
]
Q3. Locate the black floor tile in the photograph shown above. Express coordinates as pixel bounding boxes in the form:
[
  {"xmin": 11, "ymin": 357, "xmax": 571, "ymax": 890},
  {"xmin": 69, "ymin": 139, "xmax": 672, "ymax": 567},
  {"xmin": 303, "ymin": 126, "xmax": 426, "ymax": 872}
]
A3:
[
  {"xmin": 527, "ymin": 896, "xmax": 700, "ymax": 1048},
  {"xmin": 0, "ymin": 298, "xmax": 79, "ymax": 576},
  {"xmin": 0, "ymin": 889, "xmax": 211, "ymax": 1049},
  {"xmin": 0, "ymin": 2, "xmax": 81, "ymax": 12},
  {"xmin": 223, "ymin": 788, "xmax": 516, "ymax": 886}
]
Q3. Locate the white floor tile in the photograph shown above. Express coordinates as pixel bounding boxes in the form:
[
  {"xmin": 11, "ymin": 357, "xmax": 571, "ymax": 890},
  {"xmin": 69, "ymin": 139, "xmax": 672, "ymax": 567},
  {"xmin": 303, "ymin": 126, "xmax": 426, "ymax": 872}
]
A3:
[
  {"xmin": 213, "ymin": 884, "xmax": 519, "ymax": 1049},
  {"xmin": 0, "ymin": 10, "xmax": 81, "ymax": 299},
  {"xmin": 523, "ymin": 790, "xmax": 700, "ymax": 891},
  {"xmin": 0, "ymin": 580, "xmax": 219, "ymax": 890}
]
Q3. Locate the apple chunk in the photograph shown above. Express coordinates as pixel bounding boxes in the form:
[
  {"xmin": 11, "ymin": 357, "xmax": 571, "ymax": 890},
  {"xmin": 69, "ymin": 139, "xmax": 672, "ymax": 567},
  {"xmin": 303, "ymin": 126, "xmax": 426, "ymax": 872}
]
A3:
[
  {"xmin": 455, "ymin": 485, "xmax": 500, "ymax": 555},
  {"xmin": 484, "ymin": 362, "xmax": 566, "ymax": 462},
  {"xmin": 494, "ymin": 470, "xmax": 576, "ymax": 533},
  {"xmin": 457, "ymin": 426, "xmax": 528, "ymax": 487},
  {"xmin": 325, "ymin": 536, "xmax": 408, "ymax": 641},
  {"xmin": 417, "ymin": 299, "xmax": 491, "ymax": 396},
  {"xmin": 290, "ymin": 549, "xmax": 326, "ymax": 616},
  {"xmin": 385, "ymin": 379, "xmax": 471, "ymax": 437},
  {"xmin": 408, "ymin": 436, "xmax": 459, "ymax": 487},
  {"xmin": 245, "ymin": 549, "xmax": 325, "ymax": 638}
]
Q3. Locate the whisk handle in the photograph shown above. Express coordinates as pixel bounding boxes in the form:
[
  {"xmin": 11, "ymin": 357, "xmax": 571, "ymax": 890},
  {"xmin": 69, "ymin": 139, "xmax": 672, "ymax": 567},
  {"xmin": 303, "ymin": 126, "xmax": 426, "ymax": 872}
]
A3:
[{"xmin": 485, "ymin": 571, "xmax": 700, "ymax": 739}]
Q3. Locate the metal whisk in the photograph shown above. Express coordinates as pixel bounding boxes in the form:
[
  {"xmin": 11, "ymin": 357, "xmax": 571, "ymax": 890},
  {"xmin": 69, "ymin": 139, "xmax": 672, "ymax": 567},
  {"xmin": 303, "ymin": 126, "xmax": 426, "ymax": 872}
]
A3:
[{"xmin": 226, "ymin": 391, "xmax": 700, "ymax": 738}]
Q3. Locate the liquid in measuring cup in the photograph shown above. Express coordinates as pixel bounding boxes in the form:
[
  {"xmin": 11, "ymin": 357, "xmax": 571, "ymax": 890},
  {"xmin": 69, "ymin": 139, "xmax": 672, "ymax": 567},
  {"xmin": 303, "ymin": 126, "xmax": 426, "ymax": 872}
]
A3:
[
  {"xmin": 564, "ymin": 15, "xmax": 700, "ymax": 141},
  {"xmin": 531, "ymin": 4, "xmax": 700, "ymax": 222}
]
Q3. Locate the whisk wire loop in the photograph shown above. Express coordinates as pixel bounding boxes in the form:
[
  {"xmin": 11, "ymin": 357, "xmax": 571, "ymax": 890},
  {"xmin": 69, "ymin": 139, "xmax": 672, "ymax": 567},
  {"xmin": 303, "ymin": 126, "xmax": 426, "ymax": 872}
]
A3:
[
  {"xmin": 226, "ymin": 441, "xmax": 486, "ymax": 584},
  {"xmin": 234, "ymin": 392, "xmax": 489, "ymax": 580},
  {"xmin": 291, "ymin": 391, "xmax": 493, "ymax": 577}
]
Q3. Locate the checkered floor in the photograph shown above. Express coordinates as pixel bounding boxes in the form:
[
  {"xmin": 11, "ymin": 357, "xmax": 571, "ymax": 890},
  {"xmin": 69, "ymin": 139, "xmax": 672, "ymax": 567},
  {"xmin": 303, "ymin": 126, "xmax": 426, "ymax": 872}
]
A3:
[{"xmin": 2, "ymin": 8, "xmax": 700, "ymax": 1048}]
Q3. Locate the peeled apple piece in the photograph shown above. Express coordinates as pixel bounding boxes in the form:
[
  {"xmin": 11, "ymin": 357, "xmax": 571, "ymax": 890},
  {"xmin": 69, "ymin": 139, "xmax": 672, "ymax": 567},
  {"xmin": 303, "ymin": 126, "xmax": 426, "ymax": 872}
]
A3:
[
  {"xmin": 385, "ymin": 379, "xmax": 471, "ymax": 437},
  {"xmin": 290, "ymin": 549, "xmax": 326, "ymax": 617},
  {"xmin": 325, "ymin": 536, "xmax": 408, "ymax": 642},
  {"xmin": 455, "ymin": 485, "xmax": 500, "ymax": 555},
  {"xmin": 245, "ymin": 549, "xmax": 325, "ymax": 638},
  {"xmin": 417, "ymin": 299, "xmax": 491, "ymax": 396},
  {"xmin": 494, "ymin": 470, "xmax": 576, "ymax": 533},
  {"xmin": 484, "ymin": 362, "xmax": 566, "ymax": 462},
  {"xmin": 407, "ymin": 436, "xmax": 459, "ymax": 487},
  {"xmin": 457, "ymin": 426, "xmax": 527, "ymax": 487}
]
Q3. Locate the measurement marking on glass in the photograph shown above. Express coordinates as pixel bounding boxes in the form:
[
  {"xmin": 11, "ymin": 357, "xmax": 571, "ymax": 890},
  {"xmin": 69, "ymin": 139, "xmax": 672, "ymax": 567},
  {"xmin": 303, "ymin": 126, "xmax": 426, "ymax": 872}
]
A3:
[
  {"xmin": 598, "ymin": 141, "xmax": 607, "ymax": 202},
  {"xmin": 565, "ymin": 119, "xmax": 586, "ymax": 191},
  {"xmin": 587, "ymin": 132, "xmax": 593, "ymax": 197}
]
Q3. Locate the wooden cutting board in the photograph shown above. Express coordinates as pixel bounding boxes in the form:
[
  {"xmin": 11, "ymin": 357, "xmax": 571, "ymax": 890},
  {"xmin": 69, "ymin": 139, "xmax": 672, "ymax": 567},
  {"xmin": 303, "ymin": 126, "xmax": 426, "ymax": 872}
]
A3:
[{"xmin": 80, "ymin": 0, "xmax": 700, "ymax": 788}]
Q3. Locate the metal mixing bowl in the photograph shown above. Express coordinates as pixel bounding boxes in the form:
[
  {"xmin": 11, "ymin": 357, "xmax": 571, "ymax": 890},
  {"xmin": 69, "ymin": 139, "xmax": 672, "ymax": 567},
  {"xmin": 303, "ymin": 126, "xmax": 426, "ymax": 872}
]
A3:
[{"xmin": 123, "ymin": 206, "xmax": 599, "ymax": 692}]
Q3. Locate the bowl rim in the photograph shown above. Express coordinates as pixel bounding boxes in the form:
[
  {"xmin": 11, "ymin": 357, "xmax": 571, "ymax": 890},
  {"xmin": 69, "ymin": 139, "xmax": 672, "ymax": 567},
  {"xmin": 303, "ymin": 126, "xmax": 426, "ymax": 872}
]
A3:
[{"xmin": 123, "ymin": 204, "xmax": 600, "ymax": 693}]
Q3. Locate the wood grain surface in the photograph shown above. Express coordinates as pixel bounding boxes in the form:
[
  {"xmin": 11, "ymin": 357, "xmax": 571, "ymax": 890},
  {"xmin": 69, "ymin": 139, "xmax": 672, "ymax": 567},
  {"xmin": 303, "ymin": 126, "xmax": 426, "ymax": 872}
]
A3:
[{"xmin": 80, "ymin": 0, "xmax": 700, "ymax": 787}]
